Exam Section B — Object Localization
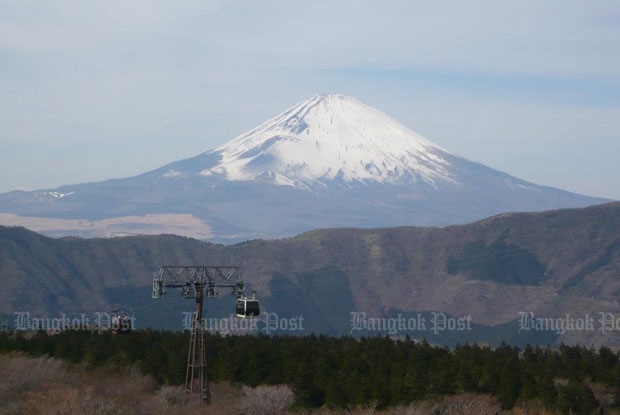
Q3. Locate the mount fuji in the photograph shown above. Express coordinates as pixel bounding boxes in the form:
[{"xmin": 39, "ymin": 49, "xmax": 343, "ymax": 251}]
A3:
[
  {"xmin": 188, "ymin": 93, "xmax": 454, "ymax": 189},
  {"xmin": 0, "ymin": 94, "xmax": 609, "ymax": 241}
]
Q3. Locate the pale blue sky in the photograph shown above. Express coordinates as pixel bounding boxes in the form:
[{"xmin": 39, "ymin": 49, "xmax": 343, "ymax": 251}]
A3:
[{"xmin": 1, "ymin": 1, "xmax": 619, "ymax": 199}]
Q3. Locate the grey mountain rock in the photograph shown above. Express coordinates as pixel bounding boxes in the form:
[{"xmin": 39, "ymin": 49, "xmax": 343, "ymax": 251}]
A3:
[{"xmin": 0, "ymin": 94, "xmax": 609, "ymax": 241}]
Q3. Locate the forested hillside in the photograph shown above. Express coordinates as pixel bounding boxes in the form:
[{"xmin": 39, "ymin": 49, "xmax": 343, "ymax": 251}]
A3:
[
  {"xmin": 1, "ymin": 202, "xmax": 619, "ymax": 346},
  {"xmin": 2, "ymin": 330, "xmax": 619, "ymax": 413}
]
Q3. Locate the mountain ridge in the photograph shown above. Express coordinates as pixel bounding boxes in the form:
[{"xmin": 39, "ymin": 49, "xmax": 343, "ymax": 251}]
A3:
[
  {"xmin": 1, "ymin": 201, "xmax": 619, "ymax": 346},
  {"xmin": 0, "ymin": 93, "xmax": 611, "ymax": 240},
  {"xmin": 191, "ymin": 93, "xmax": 455, "ymax": 189}
]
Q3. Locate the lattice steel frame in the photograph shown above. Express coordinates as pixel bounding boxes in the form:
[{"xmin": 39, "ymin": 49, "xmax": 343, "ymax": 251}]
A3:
[{"xmin": 152, "ymin": 265, "xmax": 246, "ymax": 403}]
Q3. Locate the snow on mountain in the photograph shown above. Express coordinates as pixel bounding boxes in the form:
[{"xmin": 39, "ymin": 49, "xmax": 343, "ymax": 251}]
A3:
[
  {"xmin": 175, "ymin": 94, "xmax": 457, "ymax": 189},
  {"xmin": 0, "ymin": 93, "xmax": 610, "ymax": 241}
]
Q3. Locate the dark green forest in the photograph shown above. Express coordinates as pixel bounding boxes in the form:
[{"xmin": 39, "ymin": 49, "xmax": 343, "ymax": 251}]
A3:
[{"xmin": 2, "ymin": 330, "xmax": 619, "ymax": 414}]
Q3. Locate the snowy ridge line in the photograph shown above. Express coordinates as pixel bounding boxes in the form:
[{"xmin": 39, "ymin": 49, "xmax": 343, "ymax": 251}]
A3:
[{"xmin": 192, "ymin": 93, "xmax": 457, "ymax": 189}]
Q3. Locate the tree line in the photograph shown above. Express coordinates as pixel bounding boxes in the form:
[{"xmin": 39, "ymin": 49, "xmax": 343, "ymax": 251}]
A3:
[{"xmin": 1, "ymin": 330, "xmax": 619, "ymax": 413}]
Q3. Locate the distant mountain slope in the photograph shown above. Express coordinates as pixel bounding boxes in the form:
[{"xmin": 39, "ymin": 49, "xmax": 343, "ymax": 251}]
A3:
[
  {"xmin": 189, "ymin": 93, "xmax": 455, "ymax": 188},
  {"xmin": 2, "ymin": 202, "xmax": 619, "ymax": 346},
  {"xmin": 0, "ymin": 94, "xmax": 609, "ymax": 241}
]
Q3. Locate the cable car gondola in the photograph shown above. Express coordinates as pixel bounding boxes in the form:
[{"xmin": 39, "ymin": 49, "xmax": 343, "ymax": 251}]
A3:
[
  {"xmin": 236, "ymin": 296, "xmax": 260, "ymax": 318},
  {"xmin": 111, "ymin": 308, "xmax": 133, "ymax": 334}
]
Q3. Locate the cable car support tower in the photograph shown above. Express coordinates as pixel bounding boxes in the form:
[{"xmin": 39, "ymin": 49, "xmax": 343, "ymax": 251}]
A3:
[{"xmin": 152, "ymin": 265, "xmax": 257, "ymax": 403}]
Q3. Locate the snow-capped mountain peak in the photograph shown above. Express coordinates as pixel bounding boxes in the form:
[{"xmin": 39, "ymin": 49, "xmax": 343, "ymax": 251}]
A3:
[
  {"xmin": 0, "ymin": 93, "xmax": 608, "ymax": 241},
  {"xmin": 198, "ymin": 93, "xmax": 456, "ymax": 189}
]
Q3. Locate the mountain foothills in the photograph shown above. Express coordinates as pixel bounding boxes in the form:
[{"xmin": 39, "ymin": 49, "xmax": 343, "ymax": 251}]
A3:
[
  {"xmin": 1, "ymin": 201, "xmax": 619, "ymax": 346},
  {"xmin": 0, "ymin": 94, "xmax": 609, "ymax": 241}
]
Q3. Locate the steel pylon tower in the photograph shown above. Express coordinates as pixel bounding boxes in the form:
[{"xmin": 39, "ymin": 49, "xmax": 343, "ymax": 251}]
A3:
[
  {"xmin": 152, "ymin": 266, "xmax": 246, "ymax": 403},
  {"xmin": 187, "ymin": 285, "xmax": 209, "ymax": 401}
]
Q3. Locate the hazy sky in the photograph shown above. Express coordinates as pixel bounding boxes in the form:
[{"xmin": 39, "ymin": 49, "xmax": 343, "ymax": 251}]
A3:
[{"xmin": 1, "ymin": 1, "xmax": 619, "ymax": 199}]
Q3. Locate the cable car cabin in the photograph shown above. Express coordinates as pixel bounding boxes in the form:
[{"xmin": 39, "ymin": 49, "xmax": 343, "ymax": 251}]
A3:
[
  {"xmin": 111, "ymin": 314, "xmax": 133, "ymax": 334},
  {"xmin": 236, "ymin": 298, "xmax": 260, "ymax": 318}
]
